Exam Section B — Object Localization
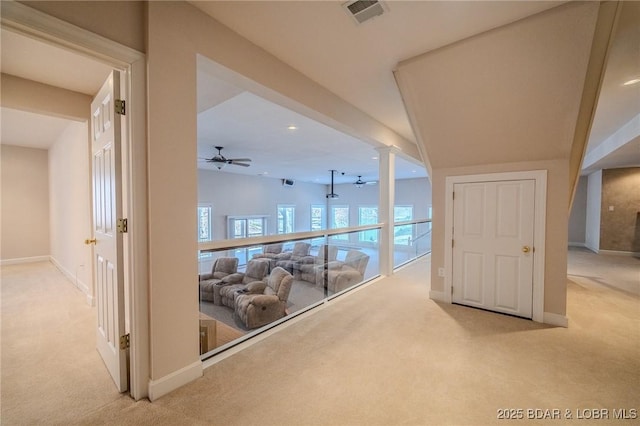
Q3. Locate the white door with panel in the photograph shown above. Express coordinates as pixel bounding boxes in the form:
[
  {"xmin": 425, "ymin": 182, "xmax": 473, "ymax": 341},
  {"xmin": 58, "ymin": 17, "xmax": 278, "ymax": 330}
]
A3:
[
  {"xmin": 91, "ymin": 71, "xmax": 128, "ymax": 391},
  {"xmin": 452, "ymin": 180, "xmax": 535, "ymax": 318}
]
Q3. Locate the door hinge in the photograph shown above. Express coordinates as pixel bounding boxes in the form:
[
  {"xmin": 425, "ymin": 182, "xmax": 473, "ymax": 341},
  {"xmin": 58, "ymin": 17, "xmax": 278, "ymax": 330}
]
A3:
[
  {"xmin": 115, "ymin": 99, "xmax": 126, "ymax": 115},
  {"xmin": 119, "ymin": 333, "xmax": 130, "ymax": 350},
  {"xmin": 117, "ymin": 218, "xmax": 128, "ymax": 233}
]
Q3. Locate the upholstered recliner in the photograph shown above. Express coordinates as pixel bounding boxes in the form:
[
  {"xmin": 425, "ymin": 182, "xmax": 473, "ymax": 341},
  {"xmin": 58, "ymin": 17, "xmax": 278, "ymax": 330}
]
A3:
[
  {"xmin": 235, "ymin": 266, "xmax": 293, "ymax": 329},
  {"xmin": 324, "ymin": 250, "xmax": 370, "ymax": 293},
  {"xmin": 252, "ymin": 243, "xmax": 284, "ymax": 264},
  {"xmin": 297, "ymin": 244, "xmax": 339, "ymax": 284},
  {"xmin": 199, "ymin": 257, "xmax": 239, "ymax": 304},
  {"xmin": 274, "ymin": 242, "xmax": 311, "ymax": 273},
  {"xmin": 218, "ymin": 259, "xmax": 270, "ymax": 308}
]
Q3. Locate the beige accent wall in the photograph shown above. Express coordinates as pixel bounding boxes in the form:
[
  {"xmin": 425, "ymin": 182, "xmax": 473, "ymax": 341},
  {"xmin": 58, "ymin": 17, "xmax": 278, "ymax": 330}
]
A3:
[
  {"xmin": 19, "ymin": 0, "xmax": 146, "ymax": 53},
  {"xmin": 0, "ymin": 145, "xmax": 50, "ymax": 260},
  {"xmin": 600, "ymin": 168, "xmax": 640, "ymax": 252},
  {"xmin": 394, "ymin": 2, "xmax": 605, "ymax": 318},
  {"xmin": 48, "ymin": 121, "xmax": 93, "ymax": 297}
]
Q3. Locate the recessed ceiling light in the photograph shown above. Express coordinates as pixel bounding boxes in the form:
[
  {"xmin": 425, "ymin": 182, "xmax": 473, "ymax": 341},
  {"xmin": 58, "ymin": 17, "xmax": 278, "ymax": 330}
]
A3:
[
  {"xmin": 623, "ymin": 78, "xmax": 640, "ymax": 86},
  {"xmin": 372, "ymin": 156, "xmax": 378, "ymax": 160},
  {"xmin": 287, "ymin": 125, "xmax": 298, "ymax": 131}
]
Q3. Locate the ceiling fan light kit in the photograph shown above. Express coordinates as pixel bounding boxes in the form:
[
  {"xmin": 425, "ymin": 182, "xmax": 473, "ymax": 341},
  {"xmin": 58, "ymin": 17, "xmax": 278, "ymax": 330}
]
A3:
[{"xmin": 202, "ymin": 146, "xmax": 252, "ymax": 170}]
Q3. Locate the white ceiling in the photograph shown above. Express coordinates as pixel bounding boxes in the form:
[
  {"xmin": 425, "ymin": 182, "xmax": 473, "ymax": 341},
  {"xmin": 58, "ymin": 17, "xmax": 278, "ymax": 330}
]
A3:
[
  {"xmin": 191, "ymin": 0, "xmax": 566, "ymax": 143},
  {"xmin": 2, "ymin": 1, "xmax": 637, "ymax": 180}
]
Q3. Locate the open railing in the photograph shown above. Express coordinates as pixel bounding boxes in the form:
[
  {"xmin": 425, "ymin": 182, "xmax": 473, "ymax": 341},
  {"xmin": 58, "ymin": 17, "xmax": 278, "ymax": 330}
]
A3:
[
  {"xmin": 197, "ymin": 224, "xmax": 382, "ymax": 359},
  {"xmin": 197, "ymin": 220, "xmax": 430, "ymax": 359},
  {"xmin": 393, "ymin": 218, "xmax": 432, "ymax": 269}
]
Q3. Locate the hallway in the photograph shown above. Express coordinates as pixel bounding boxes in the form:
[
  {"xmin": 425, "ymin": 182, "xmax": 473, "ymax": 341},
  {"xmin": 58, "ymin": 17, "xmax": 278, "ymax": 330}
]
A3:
[{"xmin": 1, "ymin": 251, "xmax": 638, "ymax": 425}]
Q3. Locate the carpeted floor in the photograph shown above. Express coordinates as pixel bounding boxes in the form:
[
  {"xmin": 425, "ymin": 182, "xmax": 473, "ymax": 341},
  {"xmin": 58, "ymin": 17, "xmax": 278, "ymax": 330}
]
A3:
[{"xmin": 1, "ymin": 251, "xmax": 639, "ymax": 425}]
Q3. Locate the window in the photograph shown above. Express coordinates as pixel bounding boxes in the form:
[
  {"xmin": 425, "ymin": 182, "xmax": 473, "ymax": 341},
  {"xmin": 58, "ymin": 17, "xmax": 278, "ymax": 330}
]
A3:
[
  {"xmin": 227, "ymin": 216, "xmax": 268, "ymax": 266},
  {"xmin": 358, "ymin": 206, "xmax": 378, "ymax": 242},
  {"xmin": 197, "ymin": 204, "xmax": 212, "ymax": 242},
  {"xmin": 310, "ymin": 204, "xmax": 325, "ymax": 231},
  {"xmin": 394, "ymin": 205, "xmax": 414, "ymax": 245},
  {"xmin": 277, "ymin": 205, "xmax": 295, "ymax": 234},
  {"xmin": 330, "ymin": 205, "xmax": 349, "ymax": 240}
]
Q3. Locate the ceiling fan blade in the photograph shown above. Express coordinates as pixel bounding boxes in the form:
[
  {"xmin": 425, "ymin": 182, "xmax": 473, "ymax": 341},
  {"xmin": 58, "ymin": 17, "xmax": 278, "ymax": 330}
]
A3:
[
  {"xmin": 228, "ymin": 158, "xmax": 252, "ymax": 162},
  {"xmin": 229, "ymin": 161, "xmax": 251, "ymax": 167},
  {"xmin": 365, "ymin": 181, "xmax": 378, "ymax": 185}
]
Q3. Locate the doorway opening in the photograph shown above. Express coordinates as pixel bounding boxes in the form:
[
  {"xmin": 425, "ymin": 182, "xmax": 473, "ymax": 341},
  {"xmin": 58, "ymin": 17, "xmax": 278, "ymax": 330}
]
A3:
[
  {"xmin": 1, "ymin": 1, "xmax": 148, "ymax": 399},
  {"xmin": 444, "ymin": 170, "xmax": 547, "ymax": 323}
]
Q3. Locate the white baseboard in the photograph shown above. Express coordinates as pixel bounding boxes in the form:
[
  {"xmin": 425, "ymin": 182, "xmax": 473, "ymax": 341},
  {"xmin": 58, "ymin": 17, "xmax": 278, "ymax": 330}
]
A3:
[
  {"xmin": 543, "ymin": 311, "xmax": 568, "ymax": 328},
  {"xmin": 568, "ymin": 242, "xmax": 586, "ymax": 248},
  {"xmin": 148, "ymin": 360, "xmax": 202, "ymax": 401},
  {"xmin": 429, "ymin": 290, "xmax": 446, "ymax": 302},
  {"xmin": 0, "ymin": 255, "xmax": 50, "ymax": 266},
  {"xmin": 598, "ymin": 249, "xmax": 640, "ymax": 257},
  {"xmin": 50, "ymin": 257, "xmax": 92, "ymax": 304}
]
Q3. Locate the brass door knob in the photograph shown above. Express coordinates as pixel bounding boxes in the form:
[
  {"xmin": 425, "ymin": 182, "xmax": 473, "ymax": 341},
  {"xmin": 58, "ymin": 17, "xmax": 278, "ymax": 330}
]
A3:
[
  {"xmin": 85, "ymin": 238, "xmax": 97, "ymax": 245},
  {"xmin": 522, "ymin": 246, "xmax": 531, "ymax": 253}
]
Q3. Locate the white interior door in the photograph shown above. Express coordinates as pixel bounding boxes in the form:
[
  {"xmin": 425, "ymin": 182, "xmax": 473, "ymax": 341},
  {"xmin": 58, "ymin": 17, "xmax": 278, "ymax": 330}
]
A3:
[
  {"xmin": 452, "ymin": 180, "xmax": 535, "ymax": 318},
  {"xmin": 91, "ymin": 71, "xmax": 128, "ymax": 391}
]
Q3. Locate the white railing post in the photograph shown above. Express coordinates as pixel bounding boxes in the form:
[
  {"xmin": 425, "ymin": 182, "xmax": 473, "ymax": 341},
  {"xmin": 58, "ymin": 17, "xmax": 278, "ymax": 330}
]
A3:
[{"xmin": 377, "ymin": 146, "xmax": 397, "ymax": 277}]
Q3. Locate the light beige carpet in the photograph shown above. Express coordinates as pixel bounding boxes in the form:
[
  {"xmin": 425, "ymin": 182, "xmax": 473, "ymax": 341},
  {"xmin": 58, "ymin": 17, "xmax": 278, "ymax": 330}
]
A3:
[{"xmin": 2, "ymin": 256, "xmax": 639, "ymax": 425}]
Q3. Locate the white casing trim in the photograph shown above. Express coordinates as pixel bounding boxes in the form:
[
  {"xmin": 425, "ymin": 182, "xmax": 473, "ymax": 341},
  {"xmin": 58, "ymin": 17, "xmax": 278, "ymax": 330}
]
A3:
[
  {"xmin": 148, "ymin": 361, "xmax": 203, "ymax": 402},
  {"xmin": 0, "ymin": 255, "xmax": 50, "ymax": 266},
  {"xmin": 444, "ymin": 170, "xmax": 547, "ymax": 323},
  {"xmin": 543, "ymin": 312, "xmax": 569, "ymax": 328},
  {"xmin": 2, "ymin": 0, "xmax": 149, "ymax": 400}
]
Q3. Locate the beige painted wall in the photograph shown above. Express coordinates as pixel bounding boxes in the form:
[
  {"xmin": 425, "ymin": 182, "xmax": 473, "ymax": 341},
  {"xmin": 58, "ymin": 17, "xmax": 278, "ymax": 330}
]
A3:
[
  {"xmin": 20, "ymin": 0, "xmax": 146, "ymax": 53},
  {"xmin": 146, "ymin": 1, "xmax": 427, "ymax": 382},
  {"xmin": 0, "ymin": 145, "xmax": 50, "ymax": 260},
  {"xmin": 394, "ymin": 2, "xmax": 603, "ymax": 318},
  {"xmin": 1, "ymin": 74, "xmax": 91, "ymax": 121},
  {"xmin": 49, "ymin": 121, "xmax": 93, "ymax": 296},
  {"xmin": 585, "ymin": 170, "xmax": 603, "ymax": 252},
  {"xmin": 600, "ymin": 168, "xmax": 640, "ymax": 252},
  {"xmin": 568, "ymin": 176, "xmax": 588, "ymax": 245}
]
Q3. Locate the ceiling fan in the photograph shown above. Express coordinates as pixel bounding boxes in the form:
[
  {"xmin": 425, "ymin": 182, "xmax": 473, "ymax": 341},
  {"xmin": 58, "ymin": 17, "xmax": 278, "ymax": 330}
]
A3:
[
  {"xmin": 353, "ymin": 175, "xmax": 377, "ymax": 188},
  {"xmin": 201, "ymin": 146, "xmax": 251, "ymax": 170}
]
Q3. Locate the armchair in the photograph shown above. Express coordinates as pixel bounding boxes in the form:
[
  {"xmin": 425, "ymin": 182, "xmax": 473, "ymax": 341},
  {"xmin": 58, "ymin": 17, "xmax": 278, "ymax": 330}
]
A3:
[
  {"xmin": 274, "ymin": 242, "xmax": 311, "ymax": 274},
  {"xmin": 252, "ymin": 243, "xmax": 284, "ymax": 261},
  {"xmin": 199, "ymin": 257, "xmax": 238, "ymax": 304},
  {"xmin": 297, "ymin": 244, "xmax": 338, "ymax": 284},
  {"xmin": 235, "ymin": 266, "xmax": 293, "ymax": 329},
  {"xmin": 324, "ymin": 250, "xmax": 370, "ymax": 293},
  {"xmin": 218, "ymin": 259, "xmax": 270, "ymax": 308}
]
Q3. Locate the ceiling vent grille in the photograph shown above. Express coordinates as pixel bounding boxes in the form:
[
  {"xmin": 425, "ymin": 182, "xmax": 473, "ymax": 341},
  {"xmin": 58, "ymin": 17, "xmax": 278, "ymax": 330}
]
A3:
[{"xmin": 343, "ymin": 1, "xmax": 387, "ymax": 25}]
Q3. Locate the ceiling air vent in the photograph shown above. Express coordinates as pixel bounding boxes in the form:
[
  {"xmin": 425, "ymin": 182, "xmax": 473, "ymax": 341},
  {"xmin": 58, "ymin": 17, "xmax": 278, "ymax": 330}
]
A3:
[{"xmin": 343, "ymin": 0, "xmax": 387, "ymax": 25}]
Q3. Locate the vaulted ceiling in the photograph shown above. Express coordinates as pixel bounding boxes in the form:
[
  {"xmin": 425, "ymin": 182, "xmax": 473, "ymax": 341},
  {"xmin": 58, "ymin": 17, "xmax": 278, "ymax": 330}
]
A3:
[{"xmin": 2, "ymin": 1, "xmax": 638, "ymax": 181}]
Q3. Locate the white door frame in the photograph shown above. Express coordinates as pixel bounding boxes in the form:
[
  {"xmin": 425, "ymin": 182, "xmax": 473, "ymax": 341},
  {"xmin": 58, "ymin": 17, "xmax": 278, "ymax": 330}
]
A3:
[
  {"xmin": 1, "ymin": 1, "xmax": 149, "ymax": 400},
  {"xmin": 444, "ymin": 170, "xmax": 546, "ymax": 323}
]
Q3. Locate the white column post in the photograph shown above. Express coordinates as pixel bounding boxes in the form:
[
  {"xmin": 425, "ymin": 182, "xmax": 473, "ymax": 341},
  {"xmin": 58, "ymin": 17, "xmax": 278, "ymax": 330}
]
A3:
[{"xmin": 378, "ymin": 146, "xmax": 397, "ymax": 277}]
